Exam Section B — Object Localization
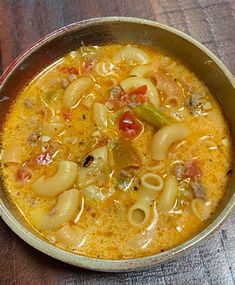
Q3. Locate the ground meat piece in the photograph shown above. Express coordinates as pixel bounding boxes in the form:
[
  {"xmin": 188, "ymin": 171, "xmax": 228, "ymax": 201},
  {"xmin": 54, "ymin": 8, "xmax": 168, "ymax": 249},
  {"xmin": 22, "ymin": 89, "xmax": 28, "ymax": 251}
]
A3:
[
  {"xmin": 174, "ymin": 163, "xmax": 185, "ymax": 180},
  {"xmin": 190, "ymin": 181, "xmax": 206, "ymax": 199}
]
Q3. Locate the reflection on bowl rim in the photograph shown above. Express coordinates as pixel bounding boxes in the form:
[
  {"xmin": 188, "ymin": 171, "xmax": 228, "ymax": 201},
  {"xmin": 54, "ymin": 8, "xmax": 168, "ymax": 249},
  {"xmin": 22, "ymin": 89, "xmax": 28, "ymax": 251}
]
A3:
[{"xmin": 0, "ymin": 17, "xmax": 234, "ymax": 272}]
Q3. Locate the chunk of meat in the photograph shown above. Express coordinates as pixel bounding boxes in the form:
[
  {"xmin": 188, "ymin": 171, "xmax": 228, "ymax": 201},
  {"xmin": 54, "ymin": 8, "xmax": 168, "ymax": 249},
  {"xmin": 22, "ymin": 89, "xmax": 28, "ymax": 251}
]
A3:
[
  {"xmin": 190, "ymin": 181, "xmax": 206, "ymax": 199},
  {"xmin": 119, "ymin": 111, "xmax": 142, "ymax": 140}
]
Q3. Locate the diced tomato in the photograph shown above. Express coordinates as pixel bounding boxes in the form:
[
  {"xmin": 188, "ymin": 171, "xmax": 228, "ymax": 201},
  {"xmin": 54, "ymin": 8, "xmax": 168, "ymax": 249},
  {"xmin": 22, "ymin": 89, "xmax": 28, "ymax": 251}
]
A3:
[
  {"xmin": 81, "ymin": 60, "xmax": 94, "ymax": 75},
  {"xmin": 107, "ymin": 85, "xmax": 149, "ymax": 111},
  {"xmin": 129, "ymin": 85, "xmax": 147, "ymax": 95},
  {"xmin": 16, "ymin": 166, "xmax": 31, "ymax": 182},
  {"xmin": 135, "ymin": 93, "xmax": 149, "ymax": 104},
  {"xmin": 60, "ymin": 66, "xmax": 79, "ymax": 74},
  {"xmin": 185, "ymin": 160, "xmax": 202, "ymax": 179},
  {"xmin": 61, "ymin": 109, "xmax": 71, "ymax": 122},
  {"xmin": 35, "ymin": 152, "xmax": 53, "ymax": 166},
  {"xmin": 119, "ymin": 111, "xmax": 142, "ymax": 140}
]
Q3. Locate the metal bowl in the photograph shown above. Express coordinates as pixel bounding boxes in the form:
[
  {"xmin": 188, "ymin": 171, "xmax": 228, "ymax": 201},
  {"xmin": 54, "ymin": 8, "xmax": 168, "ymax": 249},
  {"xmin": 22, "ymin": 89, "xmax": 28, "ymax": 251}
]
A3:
[{"xmin": 0, "ymin": 17, "xmax": 234, "ymax": 272}]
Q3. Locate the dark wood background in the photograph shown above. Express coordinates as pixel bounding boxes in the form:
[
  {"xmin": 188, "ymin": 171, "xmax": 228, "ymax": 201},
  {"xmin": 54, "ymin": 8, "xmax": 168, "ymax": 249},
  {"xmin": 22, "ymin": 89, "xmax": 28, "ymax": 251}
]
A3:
[{"xmin": 0, "ymin": 0, "xmax": 234, "ymax": 284}]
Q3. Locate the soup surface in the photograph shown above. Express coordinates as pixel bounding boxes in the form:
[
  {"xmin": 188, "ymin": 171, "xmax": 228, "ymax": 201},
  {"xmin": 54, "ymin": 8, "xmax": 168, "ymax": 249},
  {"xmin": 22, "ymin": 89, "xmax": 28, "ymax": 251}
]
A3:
[{"xmin": 0, "ymin": 45, "xmax": 232, "ymax": 259}]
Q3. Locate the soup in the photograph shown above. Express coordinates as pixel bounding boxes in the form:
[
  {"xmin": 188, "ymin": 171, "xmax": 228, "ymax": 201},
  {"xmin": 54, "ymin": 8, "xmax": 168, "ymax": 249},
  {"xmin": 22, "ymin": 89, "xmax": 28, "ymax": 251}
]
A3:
[{"xmin": 0, "ymin": 45, "xmax": 232, "ymax": 259}]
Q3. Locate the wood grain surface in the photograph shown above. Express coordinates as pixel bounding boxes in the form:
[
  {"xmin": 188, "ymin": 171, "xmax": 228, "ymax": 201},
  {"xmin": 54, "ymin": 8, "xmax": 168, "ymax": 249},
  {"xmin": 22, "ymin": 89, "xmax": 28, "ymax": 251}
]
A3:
[{"xmin": 0, "ymin": 0, "xmax": 234, "ymax": 284}]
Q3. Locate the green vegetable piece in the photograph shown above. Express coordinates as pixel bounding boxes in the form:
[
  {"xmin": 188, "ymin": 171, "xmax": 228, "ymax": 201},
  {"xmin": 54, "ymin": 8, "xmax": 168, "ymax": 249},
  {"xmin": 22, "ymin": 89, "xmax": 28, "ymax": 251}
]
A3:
[{"xmin": 133, "ymin": 104, "xmax": 172, "ymax": 129}]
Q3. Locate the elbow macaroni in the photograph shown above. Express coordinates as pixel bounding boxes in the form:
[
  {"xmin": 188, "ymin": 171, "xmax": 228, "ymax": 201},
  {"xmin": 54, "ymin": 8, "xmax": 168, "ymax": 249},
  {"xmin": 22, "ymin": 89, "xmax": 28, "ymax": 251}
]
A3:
[
  {"xmin": 113, "ymin": 46, "xmax": 149, "ymax": 65},
  {"xmin": 129, "ymin": 64, "xmax": 152, "ymax": 77},
  {"xmin": 152, "ymin": 123, "xmax": 189, "ymax": 160},
  {"xmin": 93, "ymin": 102, "xmax": 108, "ymax": 129},
  {"xmin": 120, "ymin": 77, "xmax": 160, "ymax": 107},
  {"xmin": 78, "ymin": 146, "xmax": 108, "ymax": 188},
  {"xmin": 55, "ymin": 224, "xmax": 85, "ymax": 248},
  {"xmin": 191, "ymin": 198, "xmax": 210, "ymax": 221},
  {"xmin": 32, "ymin": 161, "xmax": 78, "ymax": 197},
  {"xmin": 63, "ymin": 77, "xmax": 94, "ymax": 108},
  {"xmin": 128, "ymin": 173, "xmax": 163, "ymax": 228},
  {"xmin": 158, "ymin": 176, "xmax": 179, "ymax": 213},
  {"xmin": 31, "ymin": 188, "xmax": 80, "ymax": 231}
]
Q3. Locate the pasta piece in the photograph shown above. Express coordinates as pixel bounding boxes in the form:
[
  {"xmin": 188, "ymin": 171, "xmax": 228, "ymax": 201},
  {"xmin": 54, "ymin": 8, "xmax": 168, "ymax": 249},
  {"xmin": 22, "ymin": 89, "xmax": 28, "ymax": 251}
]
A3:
[
  {"xmin": 81, "ymin": 94, "xmax": 95, "ymax": 109},
  {"xmin": 164, "ymin": 95, "xmax": 181, "ymax": 108},
  {"xmin": 83, "ymin": 185, "xmax": 106, "ymax": 201},
  {"xmin": 90, "ymin": 145, "xmax": 108, "ymax": 169},
  {"xmin": 128, "ymin": 201, "xmax": 150, "ymax": 228},
  {"xmin": 102, "ymin": 75, "xmax": 119, "ymax": 89},
  {"xmin": 152, "ymin": 123, "xmax": 189, "ymax": 160},
  {"xmin": 55, "ymin": 224, "xmax": 85, "ymax": 248},
  {"xmin": 158, "ymin": 176, "xmax": 179, "ymax": 213},
  {"xmin": 94, "ymin": 61, "xmax": 114, "ymax": 76},
  {"xmin": 32, "ymin": 161, "xmax": 78, "ymax": 197},
  {"xmin": 41, "ymin": 122, "xmax": 65, "ymax": 136},
  {"xmin": 113, "ymin": 46, "xmax": 149, "ymax": 65},
  {"xmin": 129, "ymin": 64, "xmax": 152, "ymax": 77},
  {"xmin": 63, "ymin": 77, "xmax": 94, "ymax": 108},
  {"xmin": 78, "ymin": 146, "xmax": 108, "ymax": 188},
  {"xmin": 31, "ymin": 189, "xmax": 80, "ymax": 231},
  {"xmin": 93, "ymin": 102, "xmax": 108, "ymax": 129},
  {"xmin": 159, "ymin": 56, "xmax": 176, "ymax": 72},
  {"xmin": 141, "ymin": 173, "xmax": 164, "ymax": 192},
  {"xmin": 120, "ymin": 77, "xmax": 159, "ymax": 107},
  {"xmin": 147, "ymin": 161, "xmax": 165, "ymax": 172},
  {"xmin": 191, "ymin": 198, "xmax": 210, "ymax": 221},
  {"xmin": 128, "ymin": 173, "xmax": 164, "ymax": 228},
  {"xmin": 1, "ymin": 143, "xmax": 22, "ymax": 164}
]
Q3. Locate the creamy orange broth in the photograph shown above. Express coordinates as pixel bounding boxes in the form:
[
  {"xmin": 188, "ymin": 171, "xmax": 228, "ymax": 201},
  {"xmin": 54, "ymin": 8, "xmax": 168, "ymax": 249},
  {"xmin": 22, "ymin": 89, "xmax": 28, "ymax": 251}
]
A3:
[{"xmin": 0, "ymin": 45, "xmax": 232, "ymax": 259}]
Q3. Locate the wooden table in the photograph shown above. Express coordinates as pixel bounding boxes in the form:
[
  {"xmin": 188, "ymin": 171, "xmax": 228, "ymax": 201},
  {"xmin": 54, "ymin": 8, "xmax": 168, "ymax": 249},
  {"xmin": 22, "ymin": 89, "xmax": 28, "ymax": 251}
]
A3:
[{"xmin": 0, "ymin": 0, "xmax": 234, "ymax": 284}]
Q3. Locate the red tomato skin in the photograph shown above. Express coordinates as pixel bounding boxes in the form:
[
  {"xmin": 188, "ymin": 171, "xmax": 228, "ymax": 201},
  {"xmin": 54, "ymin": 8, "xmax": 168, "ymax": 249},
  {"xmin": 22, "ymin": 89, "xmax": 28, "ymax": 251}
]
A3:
[
  {"xmin": 129, "ymin": 85, "xmax": 147, "ymax": 95},
  {"xmin": 60, "ymin": 66, "xmax": 79, "ymax": 74},
  {"xmin": 119, "ymin": 111, "xmax": 142, "ymax": 140},
  {"xmin": 61, "ymin": 110, "xmax": 71, "ymax": 121},
  {"xmin": 16, "ymin": 166, "xmax": 31, "ymax": 182}
]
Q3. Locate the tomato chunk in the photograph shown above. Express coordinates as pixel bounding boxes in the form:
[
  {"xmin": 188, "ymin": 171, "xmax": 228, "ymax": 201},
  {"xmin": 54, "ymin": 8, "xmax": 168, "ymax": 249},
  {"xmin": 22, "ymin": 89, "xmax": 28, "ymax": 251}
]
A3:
[
  {"xmin": 16, "ymin": 165, "xmax": 32, "ymax": 182},
  {"xmin": 119, "ymin": 111, "xmax": 142, "ymax": 140},
  {"xmin": 61, "ymin": 109, "xmax": 71, "ymax": 121},
  {"xmin": 129, "ymin": 85, "xmax": 147, "ymax": 95},
  {"xmin": 60, "ymin": 66, "xmax": 79, "ymax": 74}
]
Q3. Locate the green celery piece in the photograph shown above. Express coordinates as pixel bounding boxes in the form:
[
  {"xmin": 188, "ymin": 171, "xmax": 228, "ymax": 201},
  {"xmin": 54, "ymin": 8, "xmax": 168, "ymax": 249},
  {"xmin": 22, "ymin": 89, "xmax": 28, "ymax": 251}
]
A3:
[{"xmin": 133, "ymin": 104, "xmax": 172, "ymax": 129}]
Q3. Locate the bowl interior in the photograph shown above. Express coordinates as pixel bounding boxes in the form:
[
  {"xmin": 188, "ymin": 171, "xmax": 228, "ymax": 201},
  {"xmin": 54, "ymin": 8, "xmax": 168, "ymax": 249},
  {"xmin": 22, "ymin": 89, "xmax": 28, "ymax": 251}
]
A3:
[{"xmin": 0, "ymin": 18, "xmax": 234, "ymax": 271}]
